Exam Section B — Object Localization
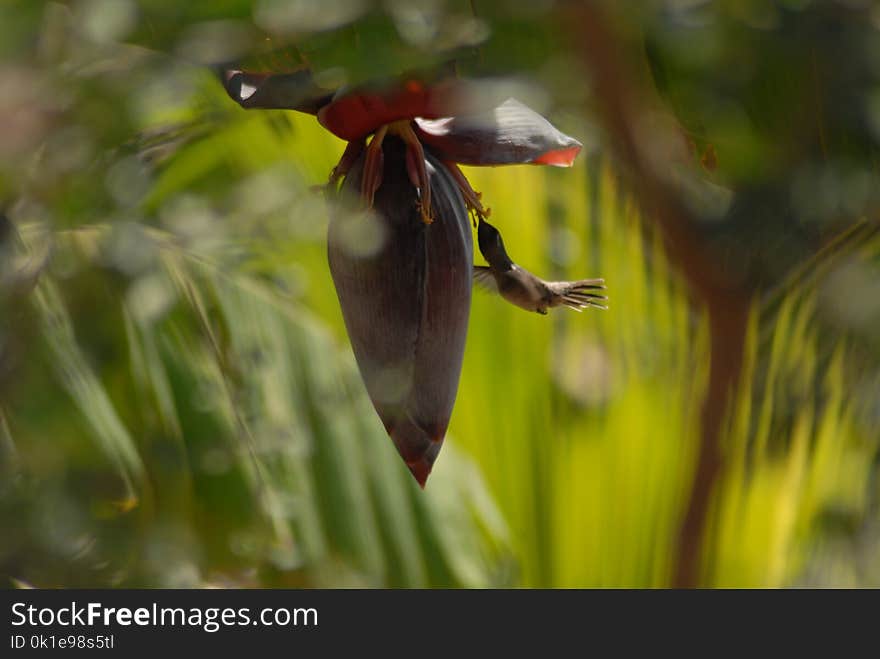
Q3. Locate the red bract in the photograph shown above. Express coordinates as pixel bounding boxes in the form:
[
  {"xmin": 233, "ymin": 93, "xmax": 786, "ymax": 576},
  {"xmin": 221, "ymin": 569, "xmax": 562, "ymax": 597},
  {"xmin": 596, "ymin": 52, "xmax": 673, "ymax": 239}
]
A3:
[
  {"xmin": 222, "ymin": 71, "xmax": 582, "ymax": 222},
  {"xmin": 222, "ymin": 69, "xmax": 603, "ymax": 486},
  {"xmin": 317, "ymin": 78, "xmax": 471, "ymax": 142},
  {"xmin": 413, "ymin": 98, "xmax": 582, "ymax": 167}
]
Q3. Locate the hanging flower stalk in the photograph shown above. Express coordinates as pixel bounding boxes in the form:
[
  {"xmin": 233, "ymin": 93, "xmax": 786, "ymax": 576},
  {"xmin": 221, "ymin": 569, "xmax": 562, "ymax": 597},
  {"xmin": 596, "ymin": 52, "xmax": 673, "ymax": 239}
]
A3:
[{"xmin": 222, "ymin": 69, "xmax": 606, "ymax": 486}]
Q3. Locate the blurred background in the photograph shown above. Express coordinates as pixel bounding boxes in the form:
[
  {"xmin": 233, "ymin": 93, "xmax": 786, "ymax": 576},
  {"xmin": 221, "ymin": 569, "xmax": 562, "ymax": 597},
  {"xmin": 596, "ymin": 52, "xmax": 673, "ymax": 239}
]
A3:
[{"xmin": 1, "ymin": 0, "xmax": 879, "ymax": 588}]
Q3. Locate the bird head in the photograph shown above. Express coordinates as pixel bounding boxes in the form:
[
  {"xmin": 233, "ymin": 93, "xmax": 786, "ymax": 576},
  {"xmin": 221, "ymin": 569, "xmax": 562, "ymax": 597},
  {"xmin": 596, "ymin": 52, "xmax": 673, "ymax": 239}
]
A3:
[{"xmin": 477, "ymin": 219, "xmax": 513, "ymax": 270}]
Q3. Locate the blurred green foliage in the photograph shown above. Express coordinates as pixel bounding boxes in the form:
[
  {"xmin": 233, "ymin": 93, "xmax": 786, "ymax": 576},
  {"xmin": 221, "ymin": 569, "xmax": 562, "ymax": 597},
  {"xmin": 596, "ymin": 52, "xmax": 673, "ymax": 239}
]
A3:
[{"xmin": 1, "ymin": 0, "xmax": 879, "ymax": 587}]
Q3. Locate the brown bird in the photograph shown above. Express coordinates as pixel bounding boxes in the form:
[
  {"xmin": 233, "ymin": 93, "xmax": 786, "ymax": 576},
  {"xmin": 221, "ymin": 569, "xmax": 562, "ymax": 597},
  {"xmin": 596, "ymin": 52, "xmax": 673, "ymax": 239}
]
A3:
[{"xmin": 474, "ymin": 218, "xmax": 607, "ymax": 314}]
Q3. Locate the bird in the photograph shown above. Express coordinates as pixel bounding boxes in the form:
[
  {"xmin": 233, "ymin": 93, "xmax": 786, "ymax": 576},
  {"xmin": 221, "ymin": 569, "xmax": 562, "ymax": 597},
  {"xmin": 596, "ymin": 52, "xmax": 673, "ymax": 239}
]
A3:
[{"xmin": 474, "ymin": 218, "xmax": 607, "ymax": 314}]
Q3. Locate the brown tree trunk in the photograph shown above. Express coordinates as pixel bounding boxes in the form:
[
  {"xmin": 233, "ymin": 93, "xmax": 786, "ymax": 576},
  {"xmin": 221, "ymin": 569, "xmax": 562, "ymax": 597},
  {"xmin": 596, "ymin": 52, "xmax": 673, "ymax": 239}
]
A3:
[{"xmin": 562, "ymin": 3, "xmax": 752, "ymax": 587}]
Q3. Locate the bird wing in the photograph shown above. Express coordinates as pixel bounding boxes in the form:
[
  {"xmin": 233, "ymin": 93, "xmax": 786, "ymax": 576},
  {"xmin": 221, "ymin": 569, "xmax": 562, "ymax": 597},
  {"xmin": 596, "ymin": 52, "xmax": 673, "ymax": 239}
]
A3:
[{"xmin": 473, "ymin": 266, "xmax": 500, "ymax": 293}]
